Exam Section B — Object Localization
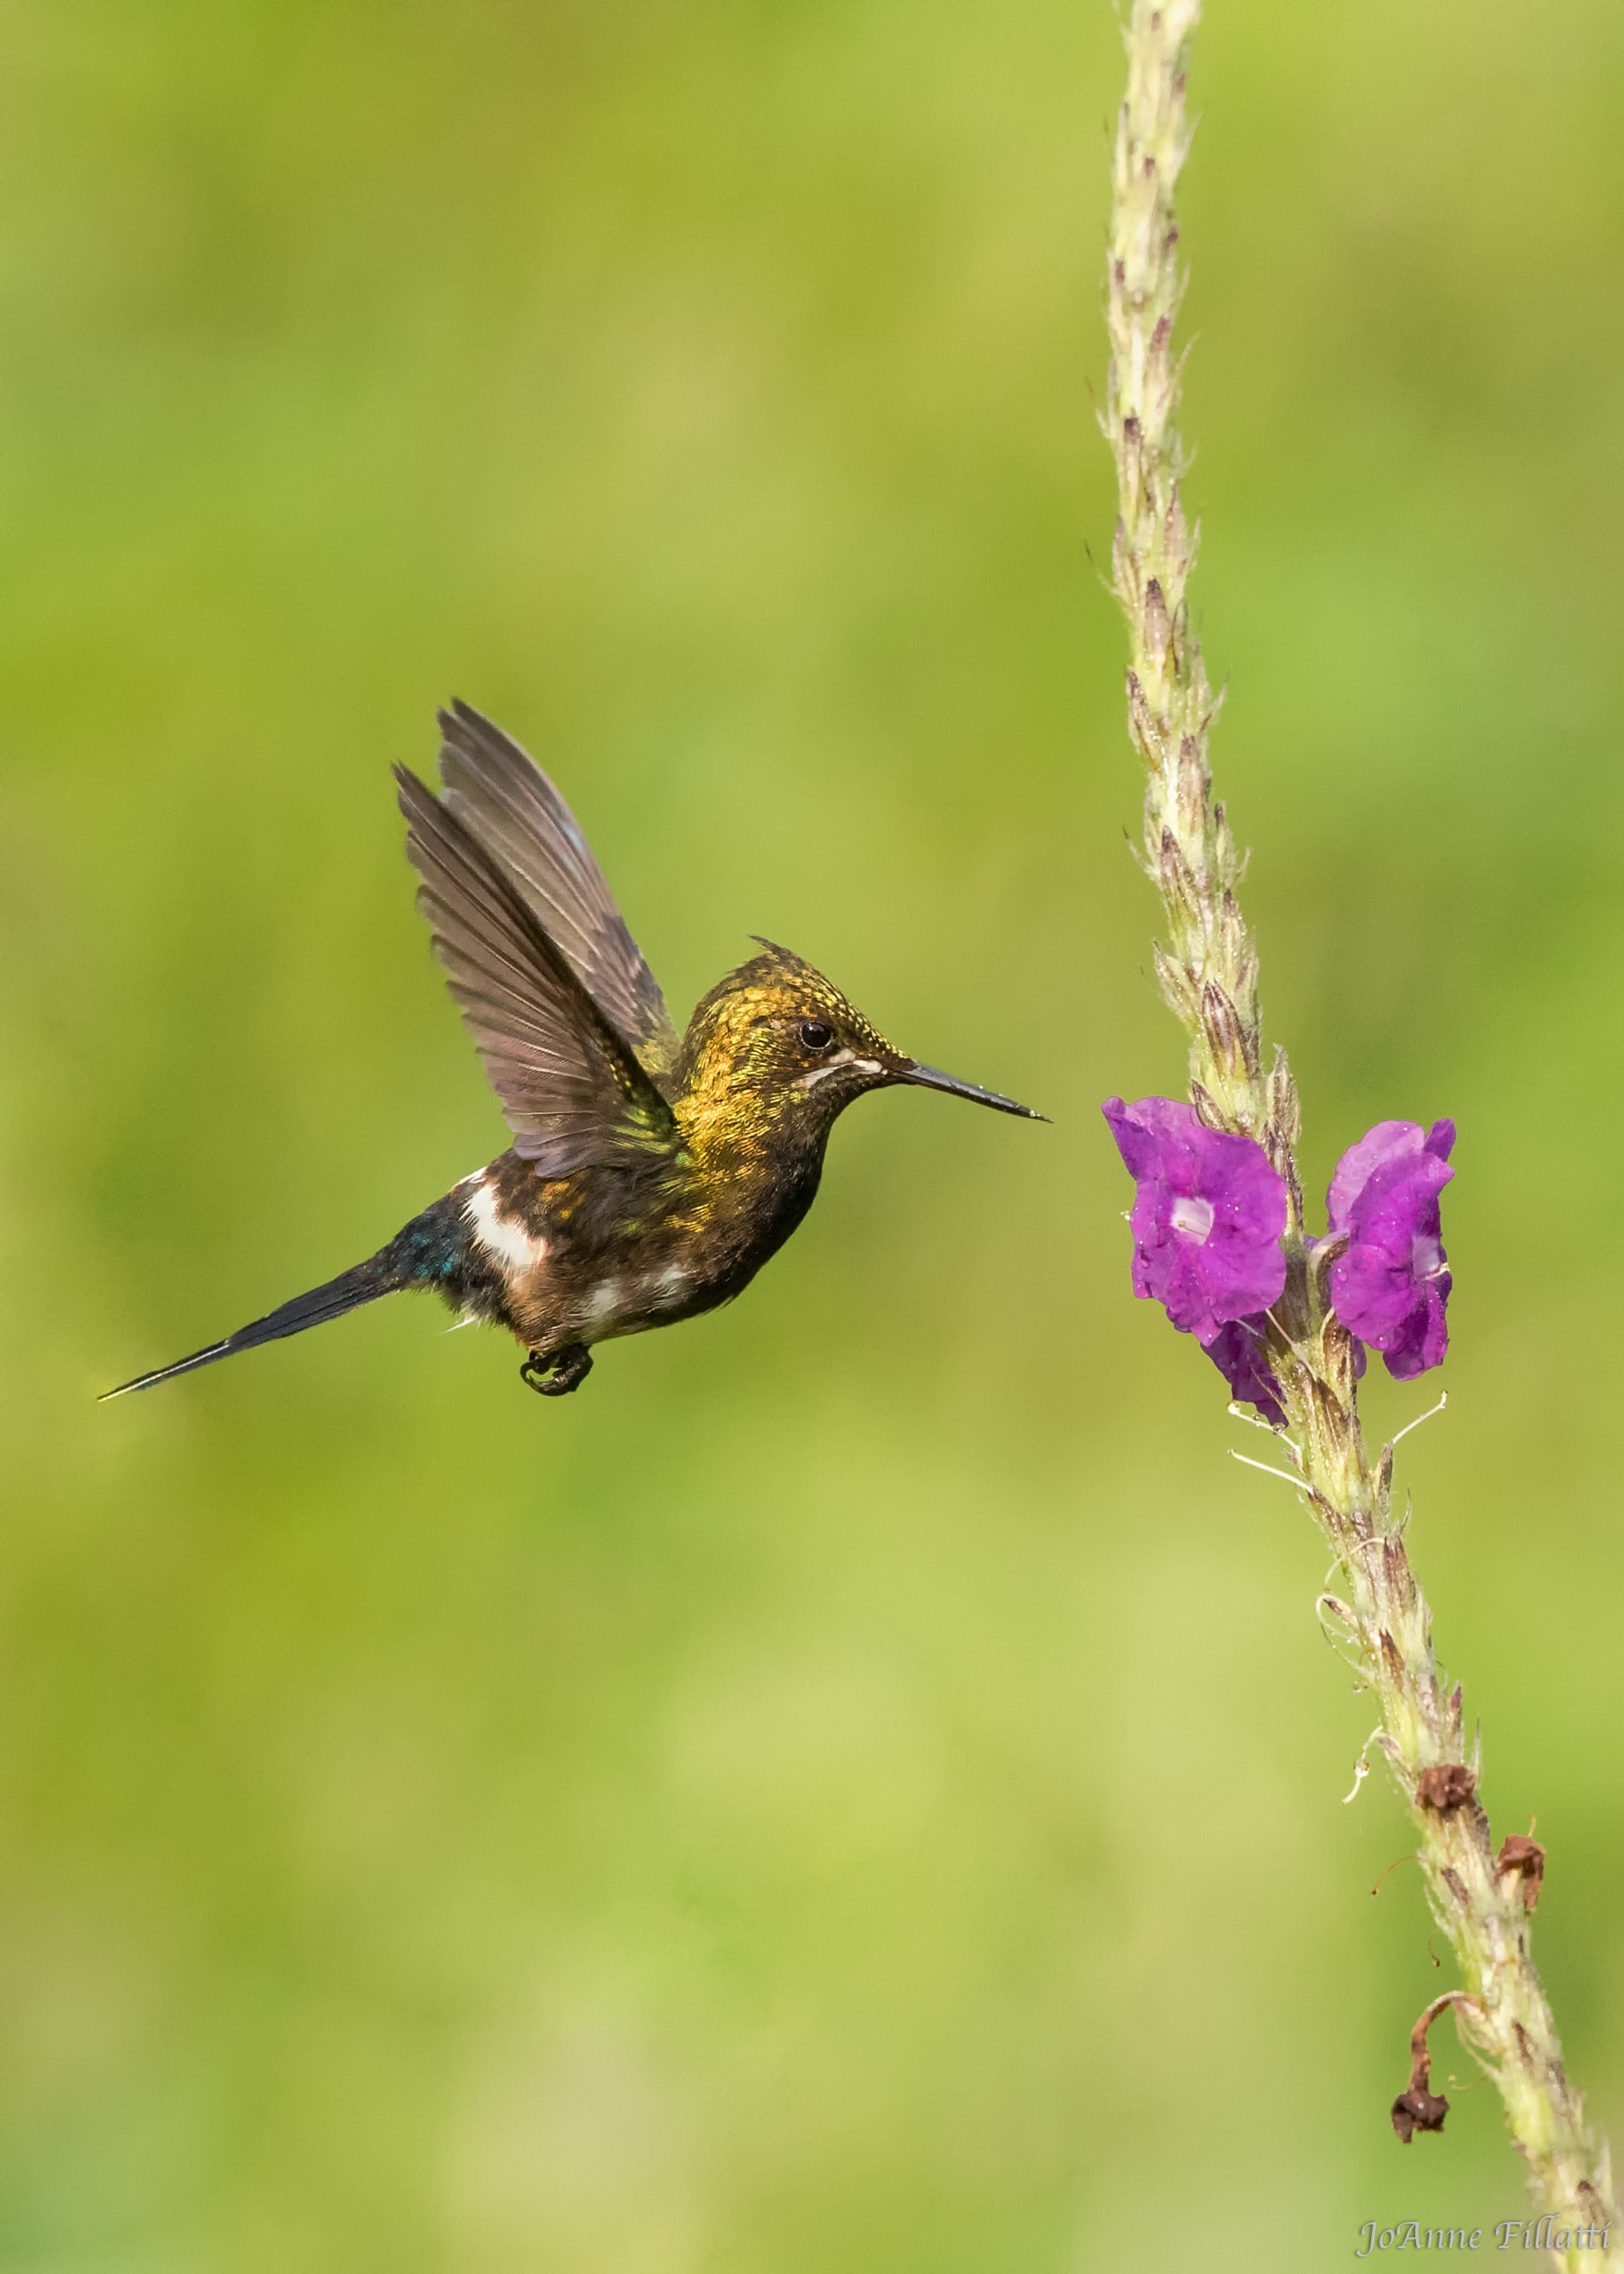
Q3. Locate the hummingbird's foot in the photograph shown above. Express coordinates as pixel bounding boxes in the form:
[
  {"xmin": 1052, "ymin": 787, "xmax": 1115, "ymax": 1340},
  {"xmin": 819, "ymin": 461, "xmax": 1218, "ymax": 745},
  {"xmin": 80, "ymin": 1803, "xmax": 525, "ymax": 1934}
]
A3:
[{"xmin": 519, "ymin": 1343, "xmax": 593, "ymax": 1398}]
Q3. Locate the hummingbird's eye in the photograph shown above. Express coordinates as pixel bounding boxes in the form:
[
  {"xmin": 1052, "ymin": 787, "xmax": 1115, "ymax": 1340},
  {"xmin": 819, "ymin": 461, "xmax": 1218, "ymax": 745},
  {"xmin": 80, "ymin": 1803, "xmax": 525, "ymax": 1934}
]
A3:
[{"xmin": 798, "ymin": 1019, "xmax": 836, "ymax": 1052}]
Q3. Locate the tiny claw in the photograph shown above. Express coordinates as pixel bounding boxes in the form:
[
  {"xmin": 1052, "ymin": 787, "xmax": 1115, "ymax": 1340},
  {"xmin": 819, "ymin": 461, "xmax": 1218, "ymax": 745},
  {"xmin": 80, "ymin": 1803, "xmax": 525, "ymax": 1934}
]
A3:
[{"xmin": 520, "ymin": 1344, "xmax": 593, "ymax": 1398}]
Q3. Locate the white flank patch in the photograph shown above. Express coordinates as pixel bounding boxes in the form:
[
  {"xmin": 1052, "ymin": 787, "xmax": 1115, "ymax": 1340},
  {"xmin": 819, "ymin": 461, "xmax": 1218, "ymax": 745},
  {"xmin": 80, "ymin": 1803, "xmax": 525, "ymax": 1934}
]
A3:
[
  {"xmin": 465, "ymin": 1179, "xmax": 549, "ymax": 1274},
  {"xmin": 797, "ymin": 1047, "xmax": 883, "ymax": 1092},
  {"xmin": 586, "ymin": 1279, "xmax": 623, "ymax": 1326}
]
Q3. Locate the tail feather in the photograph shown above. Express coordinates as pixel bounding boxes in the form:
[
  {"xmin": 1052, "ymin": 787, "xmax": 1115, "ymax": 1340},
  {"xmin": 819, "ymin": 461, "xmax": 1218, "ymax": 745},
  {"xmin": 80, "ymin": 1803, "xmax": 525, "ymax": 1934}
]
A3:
[{"xmin": 100, "ymin": 1254, "xmax": 399, "ymax": 1400}]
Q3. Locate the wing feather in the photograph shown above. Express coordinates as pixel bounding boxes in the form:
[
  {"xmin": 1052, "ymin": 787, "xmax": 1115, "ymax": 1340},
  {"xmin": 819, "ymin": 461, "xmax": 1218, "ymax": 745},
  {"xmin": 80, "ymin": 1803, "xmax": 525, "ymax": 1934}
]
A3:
[
  {"xmin": 435, "ymin": 701, "xmax": 680, "ymax": 1084},
  {"xmin": 395, "ymin": 764, "xmax": 678, "ymax": 1175}
]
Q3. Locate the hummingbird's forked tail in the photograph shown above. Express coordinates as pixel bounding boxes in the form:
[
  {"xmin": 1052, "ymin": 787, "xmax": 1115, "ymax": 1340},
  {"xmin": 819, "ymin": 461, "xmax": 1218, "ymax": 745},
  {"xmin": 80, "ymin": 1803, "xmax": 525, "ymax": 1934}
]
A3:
[{"xmin": 99, "ymin": 1253, "xmax": 402, "ymax": 1399}]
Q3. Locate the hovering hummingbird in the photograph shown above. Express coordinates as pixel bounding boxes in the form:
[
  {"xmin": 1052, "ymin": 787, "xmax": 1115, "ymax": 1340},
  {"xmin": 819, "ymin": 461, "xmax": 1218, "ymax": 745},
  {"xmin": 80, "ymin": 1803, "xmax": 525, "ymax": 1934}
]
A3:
[{"xmin": 104, "ymin": 704, "xmax": 1042, "ymax": 1403}]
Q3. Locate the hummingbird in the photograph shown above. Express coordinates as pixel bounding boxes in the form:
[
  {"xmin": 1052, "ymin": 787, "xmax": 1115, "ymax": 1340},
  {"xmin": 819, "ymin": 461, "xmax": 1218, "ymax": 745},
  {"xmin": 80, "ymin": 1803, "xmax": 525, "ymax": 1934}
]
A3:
[{"xmin": 103, "ymin": 704, "xmax": 1042, "ymax": 1403}]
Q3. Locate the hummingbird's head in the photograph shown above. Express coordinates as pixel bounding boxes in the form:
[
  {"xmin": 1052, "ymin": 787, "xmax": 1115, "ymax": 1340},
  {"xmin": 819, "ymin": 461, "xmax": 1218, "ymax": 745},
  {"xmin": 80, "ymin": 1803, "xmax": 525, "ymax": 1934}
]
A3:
[{"xmin": 673, "ymin": 941, "xmax": 1043, "ymax": 1160}]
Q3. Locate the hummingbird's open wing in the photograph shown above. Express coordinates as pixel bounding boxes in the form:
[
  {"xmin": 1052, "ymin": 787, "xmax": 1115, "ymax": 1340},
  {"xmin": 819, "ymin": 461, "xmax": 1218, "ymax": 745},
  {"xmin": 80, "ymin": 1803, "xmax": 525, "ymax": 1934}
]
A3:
[
  {"xmin": 395, "ymin": 766, "xmax": 679, "ymax": 1176},
  {"xmin": 433, "ymin": 702, "xmax": 681, "ymax": 1088}
]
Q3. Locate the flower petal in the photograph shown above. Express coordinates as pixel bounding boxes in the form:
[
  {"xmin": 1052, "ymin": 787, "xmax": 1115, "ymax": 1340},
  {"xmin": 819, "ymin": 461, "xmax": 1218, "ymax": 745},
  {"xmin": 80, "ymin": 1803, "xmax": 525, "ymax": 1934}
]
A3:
[
  {"xmin": 1103, "ymin": 1096, "xmax": 1288, "ymax": 1344},
  {"xmin": 1328, "ymin": 1120, "xmax": 1422, "ymax": 1236},
  {"xmin": 1326, "ymin": 1115, "xmax": 1457, "ymax": 1381},
  {"xmin": 1202, "ymin": 1315, "xmax": 1286, "ymax": 1427}
]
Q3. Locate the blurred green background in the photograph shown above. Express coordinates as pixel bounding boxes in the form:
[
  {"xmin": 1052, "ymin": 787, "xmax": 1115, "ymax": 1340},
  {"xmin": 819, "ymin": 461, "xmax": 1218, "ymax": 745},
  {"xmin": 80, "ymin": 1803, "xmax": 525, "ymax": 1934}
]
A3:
[{"xmin": 2, "ymin": 0, "xmax": 1621, "ymax": 2266}]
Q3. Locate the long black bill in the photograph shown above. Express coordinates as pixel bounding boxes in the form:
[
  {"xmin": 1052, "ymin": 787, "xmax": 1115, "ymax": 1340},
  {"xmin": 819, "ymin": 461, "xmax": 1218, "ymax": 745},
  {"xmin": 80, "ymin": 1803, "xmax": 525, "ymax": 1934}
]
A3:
[{"xmin": 899, "ymin": 1062, "xmax": 1046, "ymax": 1120}]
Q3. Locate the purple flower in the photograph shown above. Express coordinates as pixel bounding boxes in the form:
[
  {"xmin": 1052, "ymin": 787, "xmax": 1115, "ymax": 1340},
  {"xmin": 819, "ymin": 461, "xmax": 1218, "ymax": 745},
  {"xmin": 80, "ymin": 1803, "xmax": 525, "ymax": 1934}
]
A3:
[
  {"xmin": 1326, "ymin": 1119, "xmax": 1456, "ymax": 1380},
  {"xmin": 1202, "ymin": 1314, "xmax": 1287, "ymax": 1428},
  {"xmin": 1102, "ymin": 1095, "xmax": 1288, "ymax": 1343}
]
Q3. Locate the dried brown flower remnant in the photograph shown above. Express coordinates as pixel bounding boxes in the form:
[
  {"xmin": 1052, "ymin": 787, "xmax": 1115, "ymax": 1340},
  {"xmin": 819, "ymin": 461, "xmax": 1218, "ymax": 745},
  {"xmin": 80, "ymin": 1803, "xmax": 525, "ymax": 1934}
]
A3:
[
  {"xmin": 1497, "ymin": 1833, "xmax": 1547, "ymax": 1912},
  {"xmin": 1392, "ymin": 2083, "xmax": 1451, "ymax": 2144},
  {"xmin": 1415, "ymin": 1763, "xmax": 1477, "ymax": 1816},
  {"xmin": 1393, "ymin": 1992, "xmax": 1481, "ymax": 2144}
]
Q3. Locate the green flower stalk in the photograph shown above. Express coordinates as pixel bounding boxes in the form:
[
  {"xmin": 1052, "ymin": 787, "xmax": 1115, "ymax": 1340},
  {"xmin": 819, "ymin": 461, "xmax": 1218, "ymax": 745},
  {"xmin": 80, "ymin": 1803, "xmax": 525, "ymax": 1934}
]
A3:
[{"xmin": 1100, "ymin": 4, "xmax": 1617, "ymax": 2262}]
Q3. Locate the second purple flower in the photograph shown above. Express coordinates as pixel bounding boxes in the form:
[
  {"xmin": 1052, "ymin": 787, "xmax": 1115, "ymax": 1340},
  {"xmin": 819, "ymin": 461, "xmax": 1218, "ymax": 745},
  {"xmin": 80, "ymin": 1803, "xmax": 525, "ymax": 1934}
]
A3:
[{"xmin": 1325, "ymin": 1118, "xmax": 1456, "ymax": 1380}]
